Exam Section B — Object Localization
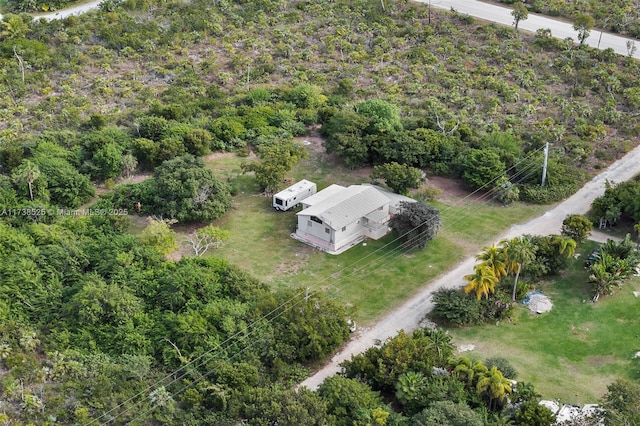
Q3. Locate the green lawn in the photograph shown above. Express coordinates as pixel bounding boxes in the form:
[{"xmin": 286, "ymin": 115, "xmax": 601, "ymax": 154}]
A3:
[
  {"xmin": 200, "ymin": 153, "xmax": 550, "ymax": 324},
  {"xmin": 446, "ymin": 242, "xmax": 640, "ymax": 403}
]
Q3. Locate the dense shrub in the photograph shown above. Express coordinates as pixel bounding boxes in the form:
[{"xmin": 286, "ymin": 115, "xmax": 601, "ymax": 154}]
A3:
[
  {"xmin": 518, "ymin": 184, "xmax": 579, "ymax": 204},
  {"xmin": 430, "ymin": 289, "xmax": 482, "ymax": 326}
]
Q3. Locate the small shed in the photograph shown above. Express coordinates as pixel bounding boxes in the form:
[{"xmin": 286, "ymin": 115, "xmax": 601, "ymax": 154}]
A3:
[{"xmin": 272, "ymin": 179, "xmax": 317, "ymax": 211}]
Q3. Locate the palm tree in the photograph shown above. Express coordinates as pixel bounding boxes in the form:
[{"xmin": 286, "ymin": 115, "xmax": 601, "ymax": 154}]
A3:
[
  {"xmin": 475, "ymin": 243, "xmax": 508, "ymax": 279},
  {"xmin": 0, "ymin": 15, "xmax": 29, "ymax": 40},
  {"xmin": 12, "ymin": 160, "xmax": 41, "ymax": 201},
  {"xmin": 395, "ymin": 371, "xmax": 428, "ymax": 407},
  {"xmin": 589, "ymin": 252, "xmax": 634, "ymax": 301},
  {"xmin": 501, "ymin": 236, "xmax": 537, "ymax": 302},
  {"xmin": 424, "ymin": 329, "xmax": 454, "ymax": 362},
  {"xmin": 476, "ymin": 366, "xmax": 512, "ymax": 411},
  {"xmin": 552, "ymin": 235, "xmax": 577, "ymax": 258},
  {"xmin": 464, "ymin": 264, "xmax": 499, "ymax": 300},
  {"xmin": 450, "ymin": 356, "xmax": 488, "ymax": 388}
]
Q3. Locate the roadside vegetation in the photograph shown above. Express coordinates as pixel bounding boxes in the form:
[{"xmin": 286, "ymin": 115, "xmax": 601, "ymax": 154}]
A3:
[
  {"xmin": 1, "ymin": 0, "xmax": 640, "ymax": 423},
  {"xmin": 445, "ymin": 240, "xmax": 640, "ymax": 404},
  {"xmin": 496, "ymin": 0, "xmax": 640, "ymax": 40}
]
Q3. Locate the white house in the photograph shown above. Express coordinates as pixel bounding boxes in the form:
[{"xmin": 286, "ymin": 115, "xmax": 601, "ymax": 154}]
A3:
[{"xmin": 291, "ymin": 184, "xmax": 416, "ymax": 255}]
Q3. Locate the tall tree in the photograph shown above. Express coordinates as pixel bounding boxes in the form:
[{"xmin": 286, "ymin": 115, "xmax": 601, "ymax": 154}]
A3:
[
  {"xmin": 601, "ymin": 379, "xmax": 640, "ymax": 425},
  {"xmin": 502, "ymin": 236, "xmax": 537, "ymax": 302},
  {"xmin": 153, "ymin": 154, "xmax": 232, "ymax": 222},
  {"xmin": 412, "ymin": 401, "xmax": 484, "ymax": 426},
  {"xmin": 475, "ymin": 243, "xmax": 508, "ymax": 279},
  {"xmin": 449, "ymin": 356, "xmax": 488, "ymax": 388},
  {"xmin": 140, "ymin": 219, "xmax": 178, "ymax": 255},
  {"xmin": 574, "ymin": 13, "xmax": 596, "ymax": 46},
  {"xmin": 241, "ymin": 140, "xmax": 308, "ymax": 193},
  {"xmin": 476, "ymin": 366, "xmax": 512, "ymax": 411},
  {"xmin": 551, "ymin": 235, "xmax": 577, "ymax": 258},
  {"xmin": 357, "ymin": 99, "xmax": 403, "ymax": 134},
  {"xmin": 370, "ymin": 162, "xmax": 423, "ymax": 195},
  {"xmin": 561, "ymin": 214, "xmax": 592, "ymax": 243},
  {"xmin": 12, "ymin": 160, "xmax": 41, "ymax": 201},
  {"xmin": 184, "ymin": 225, "xmax": 230, "ymax": 257},
  {"xmin": 389, "ymin": 201, "xmax": 441, "ymax": 249},
  {"xmin": 424, "ymin": 328, "xmax": 454, "ymax": 363},
  {"xmin": 511, "ymin": 2, "xmax": 529, "ymax": 31}
]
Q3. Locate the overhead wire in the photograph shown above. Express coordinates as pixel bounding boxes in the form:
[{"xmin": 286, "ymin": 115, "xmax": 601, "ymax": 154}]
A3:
[{"xmin": 97, "ymin": 145, "xmax": 547, "ymax": 425}]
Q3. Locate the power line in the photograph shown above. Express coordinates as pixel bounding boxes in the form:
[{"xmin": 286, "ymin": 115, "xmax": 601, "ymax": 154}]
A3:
[{"xmin": 97, "ymin": 146, "xmax": 547, "ymax": 425}]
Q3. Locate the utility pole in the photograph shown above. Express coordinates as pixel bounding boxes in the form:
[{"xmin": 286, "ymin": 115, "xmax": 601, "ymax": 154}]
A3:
[{"xmin": 541, "ymin": 141, "xmax": 549, "ymax": 187}]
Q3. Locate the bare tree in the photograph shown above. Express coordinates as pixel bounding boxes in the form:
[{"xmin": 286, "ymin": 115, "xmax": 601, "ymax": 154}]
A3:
[
  {"xmin": 13, "ymin": 46, "xmax": 25, "ymax": 83},
  {"xmin": 184, "ymin": 225, "xmax": 230, "ymax": 256}
]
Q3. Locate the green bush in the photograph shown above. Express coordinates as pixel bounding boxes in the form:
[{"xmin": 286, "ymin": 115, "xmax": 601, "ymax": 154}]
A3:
[
  {"xmin": 485, "ymin": 357, "xmax": 518, "ymax": 380},
  {"xmin": 431, "ymin": 289, "xmax": 481, "ymax": 326},
  {"xmin": 519, "ymin": 184, "xmax": 579, "ymax": 204}
]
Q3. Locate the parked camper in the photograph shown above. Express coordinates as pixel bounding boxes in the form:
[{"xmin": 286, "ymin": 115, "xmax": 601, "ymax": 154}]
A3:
[{"xmin": 273, "ymin": 179, "xmax": 317, "ymax": 211}]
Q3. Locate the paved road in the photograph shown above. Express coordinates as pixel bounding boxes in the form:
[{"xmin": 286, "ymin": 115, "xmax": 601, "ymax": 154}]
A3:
[
  {"xmin": 1, "ymin": 0, "xmax": 637, "ymax": 59},
  {"xmin": 300, "ymin": 143, "xmax": 640, "ymax": 391},
  {"xmin": 419, "ymin": 0, "xmax": 640, "ymax": 59},
  {"xmin": 36, "ymin": 0, "xmax": 102, "ymax": 20},
  {"xmin": 0, "ymin": 0, "xmax": 102, "ymax": 21}
]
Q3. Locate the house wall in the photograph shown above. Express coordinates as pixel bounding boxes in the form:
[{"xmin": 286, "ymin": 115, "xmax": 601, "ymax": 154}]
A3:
[
  {"xmin": 333, "ymin": 219, "xmax": 366, "ymax": 250},
  {"xmin": 297, "ymin": 215, "xmax": 333, "ymax": 244},
  {"xmin": 363, "ymin": 220, "xmax": 389, "ymax": 240},
  {"xmin": 296, "ymin": 215, "xmax": 367, "ymax": 252}
]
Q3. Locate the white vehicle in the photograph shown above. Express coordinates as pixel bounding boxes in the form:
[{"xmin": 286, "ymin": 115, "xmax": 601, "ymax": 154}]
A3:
[{"xmin": 272, "ymin": 179, "xmax": 317, "ymax": 211}]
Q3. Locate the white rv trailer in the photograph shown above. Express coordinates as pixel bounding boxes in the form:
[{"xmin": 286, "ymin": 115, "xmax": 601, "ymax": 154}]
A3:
[{"xmin": 272, "ymin": 179, "xmax": 317, "ymax": 211}]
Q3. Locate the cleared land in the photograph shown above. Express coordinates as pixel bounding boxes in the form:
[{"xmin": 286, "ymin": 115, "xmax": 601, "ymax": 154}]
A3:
[{"xmin": 200, "ymin": 146, "xmax": 547, "ymax": 324}]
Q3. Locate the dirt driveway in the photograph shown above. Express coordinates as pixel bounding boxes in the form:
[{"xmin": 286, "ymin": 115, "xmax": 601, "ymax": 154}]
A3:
[{"xmin": 300, "ymin": 143, "xmax": 640, "ymax": 390}]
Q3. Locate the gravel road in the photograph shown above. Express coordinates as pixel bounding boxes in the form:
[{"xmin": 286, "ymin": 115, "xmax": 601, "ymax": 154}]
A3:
[{"xmin": 300, "ymin": 143, "xmax": 640, "ymax": 391}]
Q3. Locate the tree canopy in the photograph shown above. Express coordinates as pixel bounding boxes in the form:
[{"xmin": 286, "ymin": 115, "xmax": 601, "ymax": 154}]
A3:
[{"xmin": 389, "ymin": 201, "xmax": 441, "ymax": 249}]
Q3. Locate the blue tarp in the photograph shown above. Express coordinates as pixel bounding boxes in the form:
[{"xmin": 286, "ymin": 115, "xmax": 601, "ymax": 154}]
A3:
[{"xmin": 522, "ymin": 290, "xmax": 544, "ymax": 305}]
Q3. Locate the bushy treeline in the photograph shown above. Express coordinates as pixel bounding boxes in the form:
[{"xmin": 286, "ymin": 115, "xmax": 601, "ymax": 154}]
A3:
[
  {"xmin": 318, "ymin": 328, "xmax": 556, "ymax": 425},
  {"xmin": 0, "ymin": 215, "xmax": 350, "ymax": 424},
  {"xmin": 1, "ymin": 0, "xmax": 639, "ymax": 196},
  {"xmin": 591, "ymin": 177, "xmax": 640, "ymax": 224},
  {"xmin": 320, "ymin": 100, "xmax": 588, "ymax": 202}
]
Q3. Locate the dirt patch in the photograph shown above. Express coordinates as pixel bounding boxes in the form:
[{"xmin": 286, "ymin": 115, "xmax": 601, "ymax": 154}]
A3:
[
  {"xmin": 295, "ymin": 129, "xmax": 325, "ymax": 157},
  {"xmin": 569, "ymin": 324, "xmax": 590, "ymax": 340},
  {"xmin": 427, "ymin": 176, "xmax": 488, "ymax": 204},
  {"xmin": 119, "ymin": 173, "xmax": 153, "ymax": 184},
  {"xmin": 584, "ymin": 355, "xmax": 616, "ymax": 368},
  {"xmin": 558, "ymin": 358, "xmax": 579, "ymax": 375},
  {"xmin": 204, "ymin": 151, "xmax": 246, "ymax": 162},
  {"xmin": 272, "ymin": 247, "xmax": 313, "ymax": 277}
]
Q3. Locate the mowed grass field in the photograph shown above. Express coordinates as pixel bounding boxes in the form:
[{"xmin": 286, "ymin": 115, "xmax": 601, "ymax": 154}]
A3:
[
  {"xmin": 446, "ymin": 241, "xmax": 640, "ymax": 403},
  {"xmin": 201, "ymin": 151, "xmax": 548, "ymax": 323}
]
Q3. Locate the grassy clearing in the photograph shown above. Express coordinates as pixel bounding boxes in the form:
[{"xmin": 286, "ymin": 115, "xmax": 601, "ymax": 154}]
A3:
[
  {"xmin": 436, "ymin": 201, "xmax": 549, "ymax": 245},
  {"xmin": 446, "ymin": 241, "xmax": 640, "ymax": 403},
  {"xmin": 191, "ymin": 152, "xmax": 550, "ymax": 324}
]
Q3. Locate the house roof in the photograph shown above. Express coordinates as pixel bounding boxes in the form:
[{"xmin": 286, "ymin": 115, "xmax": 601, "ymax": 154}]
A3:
[
  {"xmin": 297, "ymin": 185, "xmax": 391, "ymax": 230},
  {"xmin": 300, "ymin": 184, "xmax": 346, "ymax": 207}
]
